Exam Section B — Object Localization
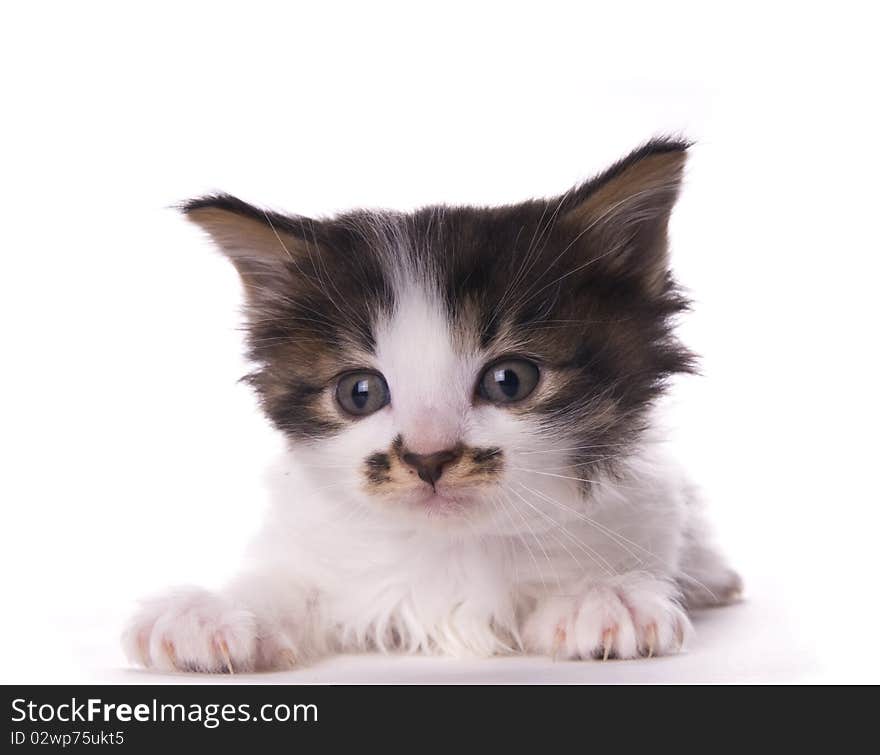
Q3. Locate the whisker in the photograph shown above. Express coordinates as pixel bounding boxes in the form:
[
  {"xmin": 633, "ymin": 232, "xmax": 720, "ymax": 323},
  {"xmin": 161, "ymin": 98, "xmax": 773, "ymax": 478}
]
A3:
[
  {"xmin": 494, "ymin": 492, "xmax": 547, "ymax": 591},
  {"xmin": 509, "ymin": 466, "xmax": 649, "ymax": 492},
  {"xmin": 514, "ymin": 441, "xmax": 665, "ymax": 455},
  {"xmin": 508, "ymin": 486, "xmax": 615, "ymax": 578},
  {"xmin": 518, "ymin": 482, "xmax": 719, "ymax": 602},
  {"xmin": 487, "ymin": 491, "xmax": 520, "ymax": 586},
  {"xmin": 518, "ymin": 482, "xmax": 643, "ymax": 566},
  {"xmin": 504, "ymin": 492, "xmax": 562, "ymax": 593}
]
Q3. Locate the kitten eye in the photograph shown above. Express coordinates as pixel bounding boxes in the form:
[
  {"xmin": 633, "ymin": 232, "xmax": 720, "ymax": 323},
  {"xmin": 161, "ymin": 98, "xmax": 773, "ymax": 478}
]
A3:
[
  {"xmin": 478, "ymin": 359, "xmax": 539, "ymax": 404},
  {"xmin": 335, "ymin": 371, "xmax": 390, "ymax": 417}
]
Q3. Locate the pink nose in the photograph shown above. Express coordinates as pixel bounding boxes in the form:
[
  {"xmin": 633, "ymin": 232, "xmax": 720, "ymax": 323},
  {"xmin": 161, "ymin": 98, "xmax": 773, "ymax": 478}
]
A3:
[
  {"xmin": 401, "ymin": 447, "xmax": 462, "ymax": 486},
  {"xmin": 399, "ymin": 407, "xmax": 462, "ymax": 454}
]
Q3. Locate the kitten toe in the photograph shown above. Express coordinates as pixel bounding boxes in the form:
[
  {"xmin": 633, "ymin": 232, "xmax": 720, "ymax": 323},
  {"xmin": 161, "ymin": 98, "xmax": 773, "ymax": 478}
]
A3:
[
  {"xmin": 123, "ymin": 588, "xmax": 258, "ymax": 673},
  {"xmin": 523, "ymin": 574, "xmax": 692, "ymax": 661}
]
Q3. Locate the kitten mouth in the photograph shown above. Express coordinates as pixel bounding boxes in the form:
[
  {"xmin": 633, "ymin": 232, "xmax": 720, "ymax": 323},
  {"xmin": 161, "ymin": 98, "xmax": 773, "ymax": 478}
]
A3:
[{"xmin": 414, "ymin": 486, "xmax": 475, "ymax": 511}]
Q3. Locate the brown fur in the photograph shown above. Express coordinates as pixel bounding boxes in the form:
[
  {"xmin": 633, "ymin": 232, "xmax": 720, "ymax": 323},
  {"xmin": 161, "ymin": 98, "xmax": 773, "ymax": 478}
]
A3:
[
  {"xmin": 363, "ymin": 437, "xmax": 505, "ymax": 496},
  {"xmin": 182, "ymin": 137, "xmax": 694, "ymax": 482}
]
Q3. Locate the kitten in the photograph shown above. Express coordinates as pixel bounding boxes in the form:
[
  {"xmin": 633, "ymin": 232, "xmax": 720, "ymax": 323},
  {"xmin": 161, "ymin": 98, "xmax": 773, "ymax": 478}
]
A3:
[{"xmin": 124, "ymin": 138, "xmax": 741, "ymax": 672}]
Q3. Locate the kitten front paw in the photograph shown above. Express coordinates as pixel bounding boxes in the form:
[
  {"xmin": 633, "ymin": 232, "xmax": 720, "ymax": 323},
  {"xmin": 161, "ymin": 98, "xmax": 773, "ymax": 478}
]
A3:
[
  {"xmin": 522, "ymin": 574, "xmax": 692, "ymax": 660},
  {"xmin": 123, "ymin": 588, "xmax": 260, "ymax": 673}
]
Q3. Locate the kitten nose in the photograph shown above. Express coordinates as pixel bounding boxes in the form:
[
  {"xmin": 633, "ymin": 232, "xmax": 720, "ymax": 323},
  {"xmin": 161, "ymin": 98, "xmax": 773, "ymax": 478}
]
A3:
[{"xmin": 401, "ymin": 447, "xmax": 462, "ymax": 487}]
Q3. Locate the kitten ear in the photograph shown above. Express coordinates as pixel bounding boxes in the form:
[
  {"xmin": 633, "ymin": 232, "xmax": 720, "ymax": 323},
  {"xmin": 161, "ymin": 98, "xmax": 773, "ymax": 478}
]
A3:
[
  {"xmin": 562, "ymin": 138, "xmax": 689, "ymax": 295},
  {"xmin": 182, "ymin": 194, "xmax": 312, "ymax": 306}
]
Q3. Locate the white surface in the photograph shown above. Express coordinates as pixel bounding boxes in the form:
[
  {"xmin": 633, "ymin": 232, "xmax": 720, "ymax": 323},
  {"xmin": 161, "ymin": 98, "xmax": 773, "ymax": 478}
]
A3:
[
  {"xmin": 2, "ymin": 1, "xmax": 878, "ymax": 684},
  {"xmin": 74, "ymin": 575, "xmax": 818, "ymax": 684}
]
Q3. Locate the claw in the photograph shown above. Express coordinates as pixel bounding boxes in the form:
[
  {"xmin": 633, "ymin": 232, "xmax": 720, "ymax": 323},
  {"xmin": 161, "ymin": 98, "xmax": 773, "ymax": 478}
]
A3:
[
  {"xmin": 280, "ymin": 648, "xmax": 297, "ymax": 669},
  {"xmin": 674, "ymin": 618, "xmax": 685, "ymax": 651},
  {"xmin": 552, "ymin": 624, "xmax": 566, "ymax": 661},
  {"xmin": 136, "ymin": 631, "xmax": 151, "ymax": 668},
  {"xmin": 602, "ymin": 628, "xmax": 614, "ymax": 661},
  {"xmin": 163, "ymin": 640, "xmax": 177, "ymax": 670},
  {"xmin": 216, "ymin": 638, "xmax": 234, "ymax": 675},
  {"xmin": 645, "ymin": 623, "xmax": 657, "ymax": 658}
]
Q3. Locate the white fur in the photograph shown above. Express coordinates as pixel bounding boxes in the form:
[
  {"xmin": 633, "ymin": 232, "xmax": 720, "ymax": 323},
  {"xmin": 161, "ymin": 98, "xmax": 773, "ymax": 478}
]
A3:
[{"xmin": 124, "ymin": 273, "xmax": 738, "ymax": 672}]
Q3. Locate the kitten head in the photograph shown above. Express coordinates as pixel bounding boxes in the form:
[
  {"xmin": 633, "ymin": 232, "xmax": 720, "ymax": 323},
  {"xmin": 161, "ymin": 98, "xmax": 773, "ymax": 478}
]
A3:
[{"xmin": 184, "ymin": 138, "xmax": 694, "ymax": 529}]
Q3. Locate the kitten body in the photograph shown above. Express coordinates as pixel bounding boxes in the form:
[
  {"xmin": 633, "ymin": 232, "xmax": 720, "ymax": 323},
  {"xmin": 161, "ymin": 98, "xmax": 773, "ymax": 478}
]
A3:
[{"xmin": 124, "ymin": 139, "xmax": 740, "ymax": 672}]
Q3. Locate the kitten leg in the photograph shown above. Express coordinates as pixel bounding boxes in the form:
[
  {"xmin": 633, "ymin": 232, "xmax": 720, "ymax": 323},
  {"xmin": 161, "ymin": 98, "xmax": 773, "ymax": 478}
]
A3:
[
  {"xmin": 521, "ymin": 572, "xmax": 692, "ymax": 660},
  {"xmin": 677, "ymin": 492, "xmax": 743, "ymax": 609},
  {"xmin": 123, "ymin": 574, "xmax": 320, "ymax": 673},
  {"xmin": 676, "ymin": 536, "xmax": 743, "ymax": 609}
]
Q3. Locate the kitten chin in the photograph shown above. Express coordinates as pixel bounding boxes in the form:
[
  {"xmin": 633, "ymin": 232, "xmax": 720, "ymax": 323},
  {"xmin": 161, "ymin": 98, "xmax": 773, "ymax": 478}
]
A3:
[{"xmin": 124, "ymin": 138, "xmax": 740, "ymax": 671}]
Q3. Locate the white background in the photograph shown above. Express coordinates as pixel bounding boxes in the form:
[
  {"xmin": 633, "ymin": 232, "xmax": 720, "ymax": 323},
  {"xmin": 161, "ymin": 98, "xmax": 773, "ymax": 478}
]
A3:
[{"xmin": 1, "ymin": 1, "xmax": 878, "ymax": 683}]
